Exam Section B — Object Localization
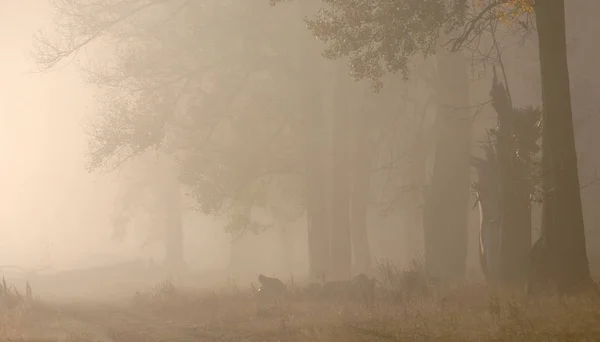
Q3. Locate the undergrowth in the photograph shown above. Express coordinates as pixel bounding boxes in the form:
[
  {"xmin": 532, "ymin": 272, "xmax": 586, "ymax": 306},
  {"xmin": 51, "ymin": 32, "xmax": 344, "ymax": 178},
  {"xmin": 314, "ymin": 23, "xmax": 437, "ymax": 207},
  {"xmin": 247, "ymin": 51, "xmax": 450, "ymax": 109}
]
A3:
[
  {"xmin": 126, "ymin": 260, "xmax": 600, "ymax": 341},
  {"xmin": 0, "ymin": 277, "xmax": 36, "ymax": 339},
  {"xmin": 2, "ymin": 263, "xmax": 600, "ymax": 341}
]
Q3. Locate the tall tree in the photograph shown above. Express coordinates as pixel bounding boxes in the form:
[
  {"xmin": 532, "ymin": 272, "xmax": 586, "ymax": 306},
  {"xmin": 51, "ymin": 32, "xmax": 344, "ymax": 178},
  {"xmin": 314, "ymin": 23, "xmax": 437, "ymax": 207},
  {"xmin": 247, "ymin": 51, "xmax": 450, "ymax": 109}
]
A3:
[
  {"xmin": 274, "ymin": 0, "xmax": 379, "ymax": 280},
  {"xmin": 534, "ymin": 0, "xmax": 593, "ymax": 293},
  {"xmin": 293, "ymin": 0, "xmax": 333, "ymax": 280},
  {"xmin": 473, "ymin": 71, "xmax": 541, "ymax": 286},
  {"xmin": 566, "ymin": 0, "xmax": 600, "ymax": 276}
]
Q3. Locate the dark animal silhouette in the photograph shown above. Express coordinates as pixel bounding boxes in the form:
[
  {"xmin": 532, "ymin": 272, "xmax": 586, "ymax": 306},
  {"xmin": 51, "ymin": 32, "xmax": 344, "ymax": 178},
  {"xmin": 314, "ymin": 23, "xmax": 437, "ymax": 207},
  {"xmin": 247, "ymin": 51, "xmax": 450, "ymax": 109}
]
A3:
[
  {"xmin": 255, "ymin": 274, "xmax": 287, "ymax": 316},
  {"xmin": 257, "ymin": 274, "xmax": 286, "ymax": 294},
  {"xmin": 256, "ymin": 274, "xmax": 287, "ymax": 304}
]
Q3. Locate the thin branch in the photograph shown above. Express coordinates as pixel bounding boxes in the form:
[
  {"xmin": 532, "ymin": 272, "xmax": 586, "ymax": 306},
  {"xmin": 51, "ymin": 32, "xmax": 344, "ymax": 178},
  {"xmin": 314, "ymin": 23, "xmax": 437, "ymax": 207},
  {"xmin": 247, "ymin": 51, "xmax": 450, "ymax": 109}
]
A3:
[
  {"xmin": 449, "ymin": 0, "xmax": 507, "ymax": 52},
  {"xmin": 34, "ymin": 0, "xmax": 183, "ymax": 71}
]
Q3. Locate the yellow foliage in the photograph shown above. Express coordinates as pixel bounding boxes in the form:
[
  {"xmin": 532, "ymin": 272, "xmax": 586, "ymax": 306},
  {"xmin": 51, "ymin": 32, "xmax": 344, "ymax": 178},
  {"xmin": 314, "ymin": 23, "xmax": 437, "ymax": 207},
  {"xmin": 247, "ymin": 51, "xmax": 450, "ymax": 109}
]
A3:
[{"xmin": 478, "ymin": 0, "xmax": 534, "ymax": 25}]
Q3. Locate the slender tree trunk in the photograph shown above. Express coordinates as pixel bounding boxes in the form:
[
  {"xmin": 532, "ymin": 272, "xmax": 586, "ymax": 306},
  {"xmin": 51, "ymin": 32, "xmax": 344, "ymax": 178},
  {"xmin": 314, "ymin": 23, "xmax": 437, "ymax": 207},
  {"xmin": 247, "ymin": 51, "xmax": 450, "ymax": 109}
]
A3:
[
  {"xmin": 350, "ymin": 101, "xmax": 373, "ymax": 275},
  {"xmin": 423, "ymin": 49, "xmax": 471, "ymax": 282},
  {"xmin": 535, "ymin": 0, "xmax": 593, "ymax": 294},
  {"xmin": 330, "ymin": 74, "xmax": 352, "ymax": 281}
]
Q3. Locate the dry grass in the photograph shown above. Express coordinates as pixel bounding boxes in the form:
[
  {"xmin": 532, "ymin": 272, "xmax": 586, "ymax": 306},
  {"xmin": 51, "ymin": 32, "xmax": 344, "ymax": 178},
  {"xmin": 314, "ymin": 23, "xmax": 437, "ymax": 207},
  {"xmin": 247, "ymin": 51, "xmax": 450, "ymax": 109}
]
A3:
[
  {"xmin": 0, "ymin": 277, "xmax": 38, "ymax": 340},
  {"xmin": 2, "ymin": 264, "xmax": 600, "ymax": 341}
]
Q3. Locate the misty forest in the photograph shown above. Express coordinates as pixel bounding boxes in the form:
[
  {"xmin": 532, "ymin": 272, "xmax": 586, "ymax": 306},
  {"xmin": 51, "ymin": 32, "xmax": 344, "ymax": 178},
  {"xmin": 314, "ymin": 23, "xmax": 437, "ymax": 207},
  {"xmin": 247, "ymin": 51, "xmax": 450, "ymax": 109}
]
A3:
[{"xmin": 1, "ymin": 0, "xmax": 600, "ymax": 340}]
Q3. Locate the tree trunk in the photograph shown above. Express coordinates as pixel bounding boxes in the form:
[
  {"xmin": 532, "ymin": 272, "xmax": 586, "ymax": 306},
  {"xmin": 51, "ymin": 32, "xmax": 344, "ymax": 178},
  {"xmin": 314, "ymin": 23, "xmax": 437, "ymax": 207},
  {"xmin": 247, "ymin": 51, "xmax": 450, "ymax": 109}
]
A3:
[
  {"xmin": 566, "ymin": 0, "xmax": 600, "ymax": 276},
  {"xmin": 498, "ymin": 172, "xmax": 532, "ymax": 286},
  {"xmin": 423, "ymin": 49, "xmax": 471, "ymax": 282},
  {"xmin": 330, "ymin": 74, "xmax": 352, "ymax": 281},
  {"xmin": 535, "ymin": 0, "xmax": 593, "ymax": 294},
  {"xmin": 489, "ymin": 75, "xmax": 533, "ymax": 286},
  {"xmin": 350, "ymin": 100, "xmax": 373, "ymax": 275},
  {"xmin": 498, "ymin": 162, "xmax": 531, "ymax": 286}
]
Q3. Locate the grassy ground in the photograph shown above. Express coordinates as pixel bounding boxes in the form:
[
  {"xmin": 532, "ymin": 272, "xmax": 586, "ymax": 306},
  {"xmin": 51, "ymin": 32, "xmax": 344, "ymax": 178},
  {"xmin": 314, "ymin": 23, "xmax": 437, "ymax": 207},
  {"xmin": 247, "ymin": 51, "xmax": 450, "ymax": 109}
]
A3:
[{"xmin": 2, "ymin": 265, "xmax": 600, "ymax": 341}]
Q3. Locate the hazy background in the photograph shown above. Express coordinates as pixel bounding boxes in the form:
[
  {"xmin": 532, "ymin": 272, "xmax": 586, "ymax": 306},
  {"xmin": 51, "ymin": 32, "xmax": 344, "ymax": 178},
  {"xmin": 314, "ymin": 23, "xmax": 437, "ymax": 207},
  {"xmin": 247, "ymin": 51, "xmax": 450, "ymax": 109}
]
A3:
[
  {"xmin": 0, "ymin": 1, "xmax": 231, "ymax": 274},
  {"xmin": 1, "ymin": 0, "xmax": 104, "ymax": 270},
  {"xmin": 1, "ymin": 0, "xmax": 597, "ymax": 295}
]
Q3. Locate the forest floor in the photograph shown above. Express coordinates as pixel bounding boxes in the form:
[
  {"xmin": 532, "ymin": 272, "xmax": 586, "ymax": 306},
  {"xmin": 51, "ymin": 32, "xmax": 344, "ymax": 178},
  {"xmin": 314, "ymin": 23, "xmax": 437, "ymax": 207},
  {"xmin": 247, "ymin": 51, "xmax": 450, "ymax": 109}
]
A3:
[{"xmin": 2, "ymin": 275, "xmax": 600, "ymax": 341}]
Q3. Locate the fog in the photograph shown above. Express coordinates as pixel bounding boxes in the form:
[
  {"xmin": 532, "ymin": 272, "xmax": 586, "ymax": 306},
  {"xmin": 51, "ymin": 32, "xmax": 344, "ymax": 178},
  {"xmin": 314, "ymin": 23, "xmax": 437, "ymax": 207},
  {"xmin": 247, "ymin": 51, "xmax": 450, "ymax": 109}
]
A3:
[
  {"xmin": 0, "ymin": 0, "xmax": 599, "ymax": 340},
  {"xmin": 0, "ymin": 0, "xmax": 595, "ymax": 300},
  {"xmin": 0, "ymin": 1, "xmax": 233, "ymax": 277},
  {"xmin": 1, "ymin": 0, "xmax": 111, "ymax": 270},
  {"xmin": 0, "ymin": 2, "xmax": 312, "ymax": 296}
]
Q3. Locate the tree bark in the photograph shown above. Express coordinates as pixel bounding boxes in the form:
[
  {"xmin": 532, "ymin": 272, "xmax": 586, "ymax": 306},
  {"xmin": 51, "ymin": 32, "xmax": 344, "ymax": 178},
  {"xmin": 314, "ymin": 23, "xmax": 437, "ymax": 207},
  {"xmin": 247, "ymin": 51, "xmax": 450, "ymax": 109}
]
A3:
[
  {"xmin": 423, "ymin": 49, "xmax": 471, "ymax": 282},
  {"xmin": 535, "ymin": 0, "xmax": 594, "ymax": 294}
]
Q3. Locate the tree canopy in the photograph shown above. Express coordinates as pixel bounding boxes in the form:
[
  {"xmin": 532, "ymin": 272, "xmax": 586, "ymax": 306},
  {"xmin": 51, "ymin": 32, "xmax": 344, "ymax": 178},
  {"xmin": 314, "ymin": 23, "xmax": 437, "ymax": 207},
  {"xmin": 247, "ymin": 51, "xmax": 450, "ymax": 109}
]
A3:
[
  {"xmin": 304, "ymin": 0, "xmax": 534, "ymax": 90},
  {"xmin": 34, "ymin": 0, "xmax": 311, "ymax": 235}
]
